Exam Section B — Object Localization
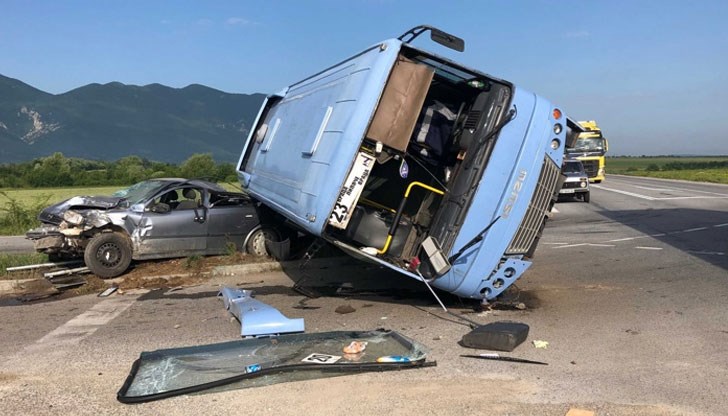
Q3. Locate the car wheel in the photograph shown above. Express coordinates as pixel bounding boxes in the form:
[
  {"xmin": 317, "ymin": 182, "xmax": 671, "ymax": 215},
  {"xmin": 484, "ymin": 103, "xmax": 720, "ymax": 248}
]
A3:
[
  {"xmin": 246, "ymin": 227, "xmax": 279, "ymax": 257},
  {"xmin": 84, "ymin": 232, "xmax": 133, "ymax": 278},
  {"xmin": 583, "ymin": 191, "xmax": 590, "ymax": 203}
]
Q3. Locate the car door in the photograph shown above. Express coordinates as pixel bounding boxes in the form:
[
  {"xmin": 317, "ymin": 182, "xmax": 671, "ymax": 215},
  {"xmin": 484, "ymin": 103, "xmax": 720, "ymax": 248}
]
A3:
[
  {"xmin": 205, "ymin": 193, "xmax": 259, "ymax": 254},
  {"xmin": 134, "ymin": 188, "xmax": 208, "ymax": 259}
]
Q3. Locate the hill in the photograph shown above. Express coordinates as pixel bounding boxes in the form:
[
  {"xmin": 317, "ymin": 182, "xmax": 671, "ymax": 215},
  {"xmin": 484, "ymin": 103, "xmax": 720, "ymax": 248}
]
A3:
[{"xmin": 0, "ymin": 74, "xmax": 265, "ymax": 163}]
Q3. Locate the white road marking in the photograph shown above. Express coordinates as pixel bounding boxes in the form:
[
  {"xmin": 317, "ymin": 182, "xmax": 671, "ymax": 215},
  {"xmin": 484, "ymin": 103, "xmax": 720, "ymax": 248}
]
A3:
[
  {"xmin": 607, "ymin": 236, "xmax": 649, "ymax": 242},
  {"xmin": 26, "ymin": 291, "xmax": 144, "ymax": 352},
  {"xmin": 551, "ymin": 220, "xmax": 724, "ymax": 252},
  {"xmin": 593, "ymin": 185, "xmax": 728, "ymax": 200},
  {"xmin": 633, "ymin": 185, "xmax": 676, "ymax": 192},
  {"xmin": 634, "ymin": 184, "xmax": 728, "ymax": 197},
  {"xmin": 553, "ymin": 243, "xmax": 615, "ymax": 249},
  {"xmin": 592, "ymin": 185, "xmax": 655, "ymax": 200},
  {"xmin": 686, "ymin": 250, "xmax": 725, "ymax": 256},
  {"xmin": 554, "ymin": 243, "xmax": 588, "ymax": 249},
  {"xmin": 649, "ymin": 196, "xmax": 728, "ymax": 200}
]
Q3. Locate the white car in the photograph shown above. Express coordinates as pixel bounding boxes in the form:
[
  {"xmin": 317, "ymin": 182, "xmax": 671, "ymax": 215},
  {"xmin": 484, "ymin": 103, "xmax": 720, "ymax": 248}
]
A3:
[{"xmin": 559, "ymin": 160, "xmax": 590, "ymax": 202}]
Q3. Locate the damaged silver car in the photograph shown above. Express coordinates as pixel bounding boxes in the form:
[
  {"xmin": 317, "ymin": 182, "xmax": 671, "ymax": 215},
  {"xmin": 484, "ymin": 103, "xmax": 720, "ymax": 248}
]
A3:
[{"xmin": 26, "ymin": 178, "xmax": 285, "ymax": 278}]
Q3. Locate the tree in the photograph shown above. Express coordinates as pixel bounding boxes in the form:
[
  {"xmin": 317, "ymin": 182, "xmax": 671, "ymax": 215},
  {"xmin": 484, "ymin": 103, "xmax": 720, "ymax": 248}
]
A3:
[
  {"xmin": 26, "ymin": 153, "xmax": 73, "ymax": 187},
  {"xmin": 179, "ymin": 154, "xmax": 217, "ymax": 179}
]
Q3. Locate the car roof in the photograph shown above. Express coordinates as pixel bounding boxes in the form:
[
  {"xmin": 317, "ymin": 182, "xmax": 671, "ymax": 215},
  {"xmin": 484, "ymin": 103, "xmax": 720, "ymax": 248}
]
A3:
[{"xmin": 150, "ymin": 178, "xmax": 231, "ymax": 193}]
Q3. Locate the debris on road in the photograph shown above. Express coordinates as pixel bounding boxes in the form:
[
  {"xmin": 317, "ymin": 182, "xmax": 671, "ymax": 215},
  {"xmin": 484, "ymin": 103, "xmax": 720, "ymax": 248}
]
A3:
[
  {"xmin": 460, "ymin": 321, "xmax": 530, "ymax": 352},
  {"xmin": 98, "ymin": 286, "xmax": 118, "ymax": 297},
  {"xmin": 532, "ymin": 340, "xmax": 549, "ymax": 349},
  {"xmin": 5, "ymin": 259, "xmax": 89, "ymax": 290},
  {"xmin": 342, "ymin": 341, "xmax": 367, "ymax": 354},
  {"xmin": 335, "ymin": 304, "xmax": 356, "ymax": 314},
  {"xmin": 117, "ymin": 329, "xmax": 434, "ymax": 403},
  {"xmin": 460, "ymin": 353, "xmax": 547, "ymax": 366},
  {"xmin": 219, "ymin": 287, "xmax": 304, "ymax": 337},
  {"xmin": 5, "ymin": 260, "xmax": 83, "ymax": 272}
]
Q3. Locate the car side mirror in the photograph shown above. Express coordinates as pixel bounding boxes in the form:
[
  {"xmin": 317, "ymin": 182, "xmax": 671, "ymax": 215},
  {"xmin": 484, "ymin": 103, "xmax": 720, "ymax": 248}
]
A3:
[{"xmin": 150, "ymin": 203, "xmax": 171, "ymax": 214}]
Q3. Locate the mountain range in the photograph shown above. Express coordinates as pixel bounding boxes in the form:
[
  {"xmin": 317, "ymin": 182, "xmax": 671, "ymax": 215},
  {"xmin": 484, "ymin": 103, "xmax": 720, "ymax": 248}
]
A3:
[{"xmin": 0, "ymin": 74, "xmax": 266, "ymax": 163}]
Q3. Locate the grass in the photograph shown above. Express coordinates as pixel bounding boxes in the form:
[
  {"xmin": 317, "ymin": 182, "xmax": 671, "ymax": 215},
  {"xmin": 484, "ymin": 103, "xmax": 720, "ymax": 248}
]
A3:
[
  {"xmin": 0, "ymin": 252, "xmax": 49, "ymax": 278},
  {"xmin": 0, "ymin": 185, "xmax": 121, "ymax": 235},
  {"xmin": 0, "ymin": 182, "xmax": 242, "ymax": 236},
  {"xmin": 0, "ymin": 186, "xmax": 121, "ymax": 207},
  {"xmin": 608, "ymin": 156, "xmax": 728, "ymax": 184}
]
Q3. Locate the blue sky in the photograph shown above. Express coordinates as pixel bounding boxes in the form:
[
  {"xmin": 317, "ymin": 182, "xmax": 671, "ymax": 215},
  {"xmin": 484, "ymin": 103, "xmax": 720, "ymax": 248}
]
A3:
[{"xmin": 2, "ymin": 0, "xmax": 727, "ymax": 156}]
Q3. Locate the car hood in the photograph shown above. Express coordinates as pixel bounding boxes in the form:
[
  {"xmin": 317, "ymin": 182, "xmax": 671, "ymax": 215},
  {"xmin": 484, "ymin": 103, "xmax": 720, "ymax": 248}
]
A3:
[{"xmin": 38, "ymin": 196, "xmax": 124, "ymax": 225}]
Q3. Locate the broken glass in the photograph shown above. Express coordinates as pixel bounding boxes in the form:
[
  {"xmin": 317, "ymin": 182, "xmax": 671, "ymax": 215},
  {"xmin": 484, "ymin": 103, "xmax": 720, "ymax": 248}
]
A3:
[{"xmin": 118, "ymin": 329, "xmax": 432, "ymax": 403}]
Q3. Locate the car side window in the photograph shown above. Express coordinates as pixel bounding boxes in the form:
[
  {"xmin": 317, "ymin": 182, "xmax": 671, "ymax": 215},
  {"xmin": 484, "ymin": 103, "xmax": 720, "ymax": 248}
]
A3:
[
  {"xmin": 176, "ymin": 188, "xmax": 202, "ymax": 210},
  {"xmin": 150, "ymin": 190, "xmax": 180, "ymax": 211},
  {"xmin": 210, "ymin": 193, "xmax": 249, "ymax": 208}
]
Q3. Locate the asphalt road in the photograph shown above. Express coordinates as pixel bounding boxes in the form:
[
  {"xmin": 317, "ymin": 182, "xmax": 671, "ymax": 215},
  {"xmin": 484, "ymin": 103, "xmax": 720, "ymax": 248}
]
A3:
[
  {"xmin": 1, "ymin": 175, "xmax": 727, "ymax": 415},
  {"xmin": 0, "ymin": 235, "xmax": 34, "ymax": 253}
]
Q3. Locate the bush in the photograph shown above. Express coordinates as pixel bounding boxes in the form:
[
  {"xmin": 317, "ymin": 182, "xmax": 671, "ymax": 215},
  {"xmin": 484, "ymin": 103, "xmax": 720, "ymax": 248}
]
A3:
[
  {"xmin": 0, "ymin": 253, "xmax": 49, "ymax": 276},
  {"xmin": 0, "ymin": 191, "xmax": 49, "ymax": 234}
]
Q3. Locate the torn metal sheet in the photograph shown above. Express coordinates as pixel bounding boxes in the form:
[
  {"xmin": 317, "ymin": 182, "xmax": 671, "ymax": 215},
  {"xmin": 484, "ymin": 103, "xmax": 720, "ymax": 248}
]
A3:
[
  {"xmin": 5, "ymin": 260, "xmax": 83, "ymax": 272},
  {"xmin": 219, "ymin": 287, "xmax": 304, "ymax": 337},
  {"xmin": 43, "ymin": 266, "xmax": 90, "ymax": 278},
  {"xmin": 117, "ymin": 329, "xmax": 433, "ymax": 403},
  {"xmin": 98, "ymin": 286, "xmax": 118, "ymax": 297}
]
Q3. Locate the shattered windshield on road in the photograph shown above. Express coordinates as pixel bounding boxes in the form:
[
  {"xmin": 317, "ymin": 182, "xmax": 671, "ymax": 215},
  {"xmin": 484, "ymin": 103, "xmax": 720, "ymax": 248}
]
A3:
[
  {"xmin": 112, "ymin": 180, "xmax": 171, "ymax": 207},
  {"xmin": 118, "ymin": 329, "xmax": 432, "ymax": 403}
]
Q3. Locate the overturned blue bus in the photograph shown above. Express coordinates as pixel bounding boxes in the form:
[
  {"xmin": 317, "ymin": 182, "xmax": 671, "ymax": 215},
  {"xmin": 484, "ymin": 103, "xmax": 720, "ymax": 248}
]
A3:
[{"xmin": 237, "ymin": 26, "xmax": 581, "ymax": 300}]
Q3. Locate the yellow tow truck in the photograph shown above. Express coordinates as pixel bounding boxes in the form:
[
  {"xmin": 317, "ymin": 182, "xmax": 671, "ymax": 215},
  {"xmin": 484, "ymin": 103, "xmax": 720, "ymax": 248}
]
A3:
[{"xmin": 565, "ymin": 120, "xmax": 608, "ymax": 183}]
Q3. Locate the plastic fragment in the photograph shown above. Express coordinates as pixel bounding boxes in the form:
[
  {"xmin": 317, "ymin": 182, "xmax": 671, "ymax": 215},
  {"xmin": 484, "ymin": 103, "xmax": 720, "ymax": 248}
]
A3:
[
  {"xmin": 532, "ymin": 340, "xmax": 549, "ymax": 349},
  {"xmin": 376, "ymin": 355, "xmax": 411, "ymax": 363},
  {"xmin": 343, "ymin": 341, "xmax": 367, "ymax": 354}
]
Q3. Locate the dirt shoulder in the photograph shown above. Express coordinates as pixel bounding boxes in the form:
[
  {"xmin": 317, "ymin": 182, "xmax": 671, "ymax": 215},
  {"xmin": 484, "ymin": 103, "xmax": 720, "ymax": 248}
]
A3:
[{"xmin": 1, "ymin": 253, "xmax": 277, "ymax": 301}]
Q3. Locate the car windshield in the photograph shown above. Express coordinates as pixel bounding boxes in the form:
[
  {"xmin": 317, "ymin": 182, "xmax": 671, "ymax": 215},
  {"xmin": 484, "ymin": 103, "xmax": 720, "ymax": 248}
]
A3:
[
  {"xmin": 563, "ymin": 162, "xmax": 584, "ymax": 174},
  {"xmin": 112, "ymin": 180, "xmax": 171, "ymax": 206}
]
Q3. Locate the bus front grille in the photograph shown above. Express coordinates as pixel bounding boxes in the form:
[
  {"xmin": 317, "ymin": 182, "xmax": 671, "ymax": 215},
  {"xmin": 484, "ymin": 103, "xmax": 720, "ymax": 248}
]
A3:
[{"xmin": 506, "ymin": 157, "xmax": 560, "ymax": 255}]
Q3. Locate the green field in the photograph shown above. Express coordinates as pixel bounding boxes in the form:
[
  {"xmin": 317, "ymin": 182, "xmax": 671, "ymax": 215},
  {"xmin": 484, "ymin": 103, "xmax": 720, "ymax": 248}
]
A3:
[
  {"xmin": 1, "ymin": 186, "xmax": 121, "ymax": 207},
  {"xmin": 0, "ymin": 185, "xmax": 123, "ymax": 236},
  {"xmin": 608, "ymin": 156, "xmax": 728, "ymax": 184},
  {"xmin": 0, "ymin": 182, "xmax": 242, "ymax": 236}
]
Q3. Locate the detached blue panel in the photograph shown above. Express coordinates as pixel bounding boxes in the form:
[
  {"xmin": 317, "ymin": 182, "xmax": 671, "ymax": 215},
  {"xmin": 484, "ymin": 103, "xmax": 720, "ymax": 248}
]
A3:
[{"xmin": 219, "ymin": 287, "xmax": 304, "ymax": 337}]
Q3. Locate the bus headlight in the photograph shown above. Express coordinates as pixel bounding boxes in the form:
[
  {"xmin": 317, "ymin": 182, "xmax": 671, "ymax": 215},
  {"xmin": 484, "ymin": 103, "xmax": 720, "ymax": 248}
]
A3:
[
  {"xmin": 550, "ymin": 139, "xmax": 560, "ymax": 149},
  {"xmin": 553, "ymin": 123, "xmax": 562, "ymax": 134}
]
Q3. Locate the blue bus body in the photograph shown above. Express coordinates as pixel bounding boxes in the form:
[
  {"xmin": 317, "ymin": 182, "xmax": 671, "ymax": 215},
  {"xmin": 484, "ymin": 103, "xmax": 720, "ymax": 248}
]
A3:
[{"xmin": 237, "ymin": 30, "xmax": 573, "ymax": 300}]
